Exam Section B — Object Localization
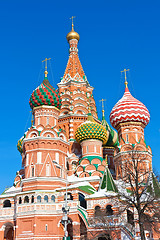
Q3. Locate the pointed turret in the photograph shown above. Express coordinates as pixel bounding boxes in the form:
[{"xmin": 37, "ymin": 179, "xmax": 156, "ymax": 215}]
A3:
[
  {"xmin": 60, "ymin": 17, "xmax": 87, "ymax": 84},
  {"xmin": 58, "ymin": 19, "xmax": 98, "ymax": 142},
  {"xmin": 100, "ymin": 166, "xmax": 118, "ymax": 192}
]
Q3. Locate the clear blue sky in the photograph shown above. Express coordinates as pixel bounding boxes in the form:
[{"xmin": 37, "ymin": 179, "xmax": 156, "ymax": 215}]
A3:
[{"xmin": 0, "ymin": 0, "xmax": 160, "ymax": 193}]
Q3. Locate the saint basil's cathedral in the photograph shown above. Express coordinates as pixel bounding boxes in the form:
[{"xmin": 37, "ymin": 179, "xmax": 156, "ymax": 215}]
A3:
[{"xmin": 0, "ymin": 21, "xmax": 159, "ymax": 240}]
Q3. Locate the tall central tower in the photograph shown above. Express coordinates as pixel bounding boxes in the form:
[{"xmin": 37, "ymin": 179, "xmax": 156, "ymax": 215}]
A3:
[{"xmin": 58, "ymin": 21, "xmax": 98, "ymax": 146}]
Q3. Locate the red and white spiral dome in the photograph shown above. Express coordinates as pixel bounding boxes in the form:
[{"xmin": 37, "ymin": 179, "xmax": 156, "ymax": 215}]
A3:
[{"xmin": 110, "ymin": 86, "xmax": 150, "ymax": 129}]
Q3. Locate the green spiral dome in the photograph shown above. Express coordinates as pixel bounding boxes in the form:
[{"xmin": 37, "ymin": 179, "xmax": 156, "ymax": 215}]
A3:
[
  {"xmin": 75, "ymin": 114, "xmax": 109, "ymax": 145},
  {"xmin": 101, "ymin": 114, "xmax": 119, "ymax": 147},
  {"xmin": 106, "ymin": 127, "xmax": 118, "ymax": 147},
  {"xmin": 17, "ymin": 137, "xmax": 24, "ymax": 154}
]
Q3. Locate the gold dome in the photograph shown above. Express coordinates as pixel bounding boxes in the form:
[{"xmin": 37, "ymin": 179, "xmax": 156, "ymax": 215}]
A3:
[{"xmin": 66, "ymin": 25, "xmax": 80, "ymax": 42}]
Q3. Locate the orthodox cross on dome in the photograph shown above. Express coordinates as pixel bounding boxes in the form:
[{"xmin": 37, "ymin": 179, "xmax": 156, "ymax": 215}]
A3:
[
  {"xmin": 70, "ymin": 16, "xmax": 76, "ymax": 30},
  {"xmin": 100, "ymin": 99, "xmax": 106, "ymax": 117},
  {"xmin": 121, "ymin": 68, "xmax": 130, "ymax": 88},
  {"xmin": 42, "ymin": 58, "xmax": 51, "ymax": 78}
]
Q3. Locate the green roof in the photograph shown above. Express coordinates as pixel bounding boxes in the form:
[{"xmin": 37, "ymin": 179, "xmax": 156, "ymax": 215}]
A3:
[
  {"xmin": 78, "ymin": 185, "xmax": 96, "ymax": 194},
  {"xmin": 101, "ymin": 114, "xmax": 119, "ymax": 147},
  {"xmin": 1, "ymin": 187, "xmax": 10, "ymax": 195},
  {"xmin": 100, "ymin": 167, "xmax": 118, "ymax": 193}
]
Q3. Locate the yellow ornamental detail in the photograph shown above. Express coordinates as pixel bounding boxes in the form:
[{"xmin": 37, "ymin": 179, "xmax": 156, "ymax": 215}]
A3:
[{"xmin": 75, "ymin": 121, "xmax": 109, "ymax": 145}]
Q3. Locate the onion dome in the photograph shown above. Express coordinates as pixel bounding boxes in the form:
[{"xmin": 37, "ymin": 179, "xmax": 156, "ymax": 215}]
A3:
[
  {"xmin": 75, "ymin": 113, "xmax": 109, "ymax": 145},
  {"xmin": 106, "ymin": 126, "xmax": 118, "ymax": 147},
  {"xmin": 66, "ymin": 19, "xmax": 80, "ymax": 42},
  {"xmin": 110, "ymin": 86, "xmax": 150, "ymax": 129},
  {"xmin": 101, "ymin": 111, "xmax": 118, "ymax": 147},
  {"xmin": 17, "ymin": 137, "xmax": 24, "ymax": 154},
  {"xmin": 29, "ymin": 78, "xmax": 61, "ymax": 110}
]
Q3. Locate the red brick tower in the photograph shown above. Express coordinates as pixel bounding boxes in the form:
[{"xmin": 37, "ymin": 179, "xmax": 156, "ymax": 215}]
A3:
[
  {"xmin": 22, "ymin": 62, "xmax": 69, "ymax": 191},
  {"xmin": 58, "ymin": 20, "xmax": 98, "ymax": 146},
  {"xmin": 110, "ymin": 69, "xmax": 151, "ymax": 180}
]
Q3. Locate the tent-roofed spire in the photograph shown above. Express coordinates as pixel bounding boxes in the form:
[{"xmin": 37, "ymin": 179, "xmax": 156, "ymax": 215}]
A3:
[
  {"xmin": 59, "ymin": 20, "xmax": 88, "ymax": 85},
  {"xmin": 100, "ymin": 165, "xmax": 118, "ymax": 193}
]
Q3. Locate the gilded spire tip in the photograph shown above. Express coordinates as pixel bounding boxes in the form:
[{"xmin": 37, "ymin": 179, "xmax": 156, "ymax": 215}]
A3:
[
  {"xmin": 121, "ymin": 68, "xmax": 130, "ymax": 88},
  {"xmin": 42, "ymin": 58, "xmax": 51, "ymax": 78},
  {"xmin": 70, "ymin": 16, "xmax": 75, "ymax": 30},
  {"xmin": 67, "ymin": 16, "xmax": 80, "ymax": 42},
  {"xmin": 100, "ymin": 99, "xmax": 106, "ymax": 118}
]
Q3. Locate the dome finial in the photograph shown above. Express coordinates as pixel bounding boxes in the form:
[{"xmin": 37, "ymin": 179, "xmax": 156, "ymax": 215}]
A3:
[
  {"xmin": 100, "ymin": 99, "xmax": 106, "ymax": 118},
  {"xmin": 121, "ymin": 68, "xmax": 130, "ymax": 88},
  {"xmin": 70, "ymin": 16, "xmax": 75, "ymax": 31},
  {"xmin": 66, "ymin": 16, "xmax": 80, "ymax": 42},
  {"xmin": 42, "ymin": 58, "xmax": 51, "ymax": 78}
]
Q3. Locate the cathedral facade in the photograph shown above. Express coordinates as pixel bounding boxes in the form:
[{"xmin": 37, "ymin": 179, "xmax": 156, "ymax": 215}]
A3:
[{"xmin": 0, "ymin": 23, "xmax": 159, "ymax": 240}]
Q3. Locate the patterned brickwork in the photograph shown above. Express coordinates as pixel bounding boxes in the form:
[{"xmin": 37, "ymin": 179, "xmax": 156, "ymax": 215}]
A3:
[
  {"xmin": 75, "ymin": 116, "xmax": 109, "ymax": 145},
  {"xmin": 110, "ymin": 86, "xmax": 150, "ymax": 129},
  {"xmin": 29, "ymin": 78, "xmax": 61, "ymax": 109}
]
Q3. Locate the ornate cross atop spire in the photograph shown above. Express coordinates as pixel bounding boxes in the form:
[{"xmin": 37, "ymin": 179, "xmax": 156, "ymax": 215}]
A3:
[
  {"xmin": 70, "ymin": 16, "xmax": 76, "ymax": 30},
  {"xmin": 121, "ymin": 68, "xmax": 130, "ymax": 88},
  {"xmin": 42, "ymin": 58, "xmax": 51, "ymax": 78},
  {"xmin": 100, "ymin": 99, "xmax": 106, "ymax": 117}
]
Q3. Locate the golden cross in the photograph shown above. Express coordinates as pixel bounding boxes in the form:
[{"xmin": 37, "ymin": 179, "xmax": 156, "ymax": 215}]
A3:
[
  {"xmin": 99, "ymin": 99, "xmax": 106, "ymax": 116},
  {"xmin": 70, "ymin": 16, "xmax": 76, "ymax": 29},
  {"xmin": 42, "ymin": 58, "xmax": 51, "ymax": 77},
  {"xmin": 121, "ymin": 69, "xmax": 130, "ymax": 87}
]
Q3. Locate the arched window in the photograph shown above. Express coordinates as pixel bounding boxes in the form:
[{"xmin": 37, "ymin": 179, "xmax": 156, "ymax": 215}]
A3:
[
  {"xmin": 37, "ymin": 195, "xmax": 41, "ymax": 203},
  {"xmin": 31, "ymin": 195, "xmax": 34, "ymax": 203},
  {"xmin": 44, "ymin": 195, "xmax": 48, "ymax": 203},
  {"xmin": 45, "ymin": 224, "xmax": 48, "ymax": 231},
  {"xmin": 106, "ymin": 205, "xmax": 113, "ymax": 216},
  {"xmin": 79, "ymin": 193, "xmax": 87, "ymax": 209},
  {"xmin": 24, "ymin": 196, "xmax": 29, "ymax": 203},
  {"xmin": 95, "ymin": 206, "xmax": 101, "ymax": 216},
  {"xmin": 19, "ymin": 197, "xmax": 22, "ymax": 204},
  {"xmin": 3, "ymin": 200, "xmax": 11, "ymax": 208},
  {"xmin": 67, "ymin": 161, "xmax": 69, "ymax": 171},
  {"xmin": 51, "ymin": 195, "xmax": 55, "ymax": 202},
  {"xmin": 64, "ymin": 193, "xmax": 73, "ymax": 201},
  {"xmin": 4, "ymin": 222, "xmax": 14, "ymax": 239}
]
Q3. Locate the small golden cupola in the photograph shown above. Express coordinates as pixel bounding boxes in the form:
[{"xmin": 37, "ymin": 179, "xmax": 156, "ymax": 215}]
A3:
[{"xmin": 66, "ymin": 16, "xmax": 80, "ymax": 42}]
